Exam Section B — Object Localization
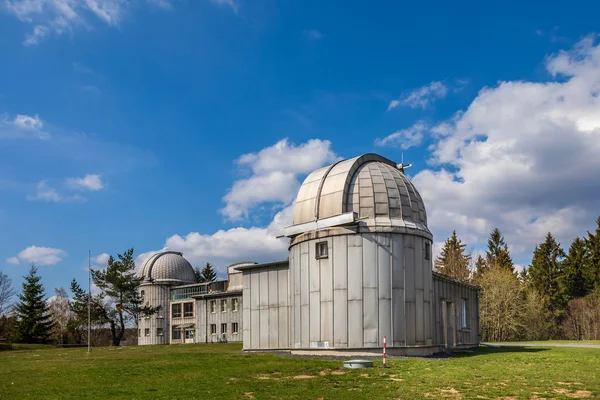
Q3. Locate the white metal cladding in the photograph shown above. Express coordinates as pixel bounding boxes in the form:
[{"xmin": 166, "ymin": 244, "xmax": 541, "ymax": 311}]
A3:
[
  {"xmin": 291, "ymin": 154, "xmax": 430, "ymax": 237},
  {"xmin": 431, "ymin": 273, "xmax": 480, "ymax": 346},
  {"xmin": 137, "ymin": 251, "xmax": 196, "ymax": 284},
  {"xmin": 241, "ymin": 265, "xmax": 290, "ymax": 350},
  {"xmin": 287, "ymin": 232, "xmax": 434, "ymax": 350},
  {"xmin": 138, "ymin": 283, "xmax": 171, "ymax": 345}
]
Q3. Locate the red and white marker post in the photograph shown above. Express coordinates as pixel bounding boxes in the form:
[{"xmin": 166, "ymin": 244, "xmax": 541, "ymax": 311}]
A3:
[{"xmin": 381, "ymin": 335, "xmax": 390, "ymax": 368}]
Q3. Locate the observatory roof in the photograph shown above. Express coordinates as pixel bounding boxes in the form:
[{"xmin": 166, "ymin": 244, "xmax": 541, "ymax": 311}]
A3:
[
  {"xmin": 291, "ymin": 153, "xmax": 429, "ymax": 235},
  {"xmin": 137, "ymin": 251, "xmax": 196, "ymax": 284}
]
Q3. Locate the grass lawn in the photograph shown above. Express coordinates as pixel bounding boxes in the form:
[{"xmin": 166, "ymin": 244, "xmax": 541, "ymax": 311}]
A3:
[{"xmin": 1, "ymin": 343, "xmax": 598, "ymax": 399}]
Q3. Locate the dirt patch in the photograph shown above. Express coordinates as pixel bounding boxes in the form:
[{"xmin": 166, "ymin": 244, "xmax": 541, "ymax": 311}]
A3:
[
  {"xmin": 291, "ymin": 375, "xmax": 316, "ymax": 379},
  {"xmin": 440, "ymin": 387, "xmax": 462, "ymax": 399},
  {"xmin": 348, "ymin": 388, "xmax": 362, "ymax": 391},
  {"xmin": 389, "ymin": 378, "xmax": 405, "ymax": 382},
  {"xmin": 319, "ymin": 368, "xmax": 345, "ymax": 376},
  {"xmin": 360, "ymin": 373, "xmax": 370, "ymax": 378},
  {"xmin": 229, "ymin": 377, "xmax": 238, "ymax": 381},
  {"xmin": 331, "ymin": 370, "xmax": 345, "ymax": 375},
  {"xmin": 553, "ymin": 389, "xmax": 592, "ymax": 398},
  {"xmin": 244, "ymin": 393, "xmax": 255, "ymax": 399},
  {"xmin": 557, "ymin": 382, "xmax": 583, "ymax": 386}
]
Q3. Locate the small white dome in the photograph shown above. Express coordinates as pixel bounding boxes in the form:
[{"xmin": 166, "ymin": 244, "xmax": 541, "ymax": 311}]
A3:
[{"xmin": 138, "ymin": 251, "xmax": 196, "ymax": 284}]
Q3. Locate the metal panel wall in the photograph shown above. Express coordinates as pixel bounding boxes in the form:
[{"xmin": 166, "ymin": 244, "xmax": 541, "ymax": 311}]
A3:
[
  {"xmin": 333, "ymin": 235, "xmax": 348, "ymax": 347},
  {"xmin": 138, "ymin": 284, "xmax": 171, "ymax": 345}
]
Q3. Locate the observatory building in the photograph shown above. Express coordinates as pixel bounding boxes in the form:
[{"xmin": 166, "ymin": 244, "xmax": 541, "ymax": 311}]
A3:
[
  {"xmin": 138, "ymin": 153, "xmax": 480, "ymax": 355},
  {"xmin": 237, "ymin": 154, "xmax": 480, "ymax": 355}
]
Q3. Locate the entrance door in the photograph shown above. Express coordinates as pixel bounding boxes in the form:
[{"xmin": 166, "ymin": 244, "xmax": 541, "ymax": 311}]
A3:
[
  {"xmin": 442, "ymin": 301, "xmax": 456, "ymax": 349},
  {"xmin": 185, "ymin": 328, "xmax": 195, "ymax": 344}
]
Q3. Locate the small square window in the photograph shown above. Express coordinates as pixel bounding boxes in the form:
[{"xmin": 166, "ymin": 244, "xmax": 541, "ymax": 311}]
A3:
[
  {"xmin": 184, "ymin": 302, "xmax": 193, "ymax": 317},
  {"xmin": 210, "ymin": 324, "xmax": 217, "ymax": 335},
  {"xmin": 316, "ymin": 242, "xmax": 328, "ymax": 259},
  {"xmin": 221, "ymin": 300, "xmax": 227, "ymax": 313},
  {"xmin": 232, "ymin": 322, "xmax": 239, "ymax": 334},
  {"xmin": 144, "ymin": 328, "xmax": 150, "ymax": 337},
  {"xmin": 172, "ymin": 303, "xmax": 182, "ymax": 318},
  {"xmin": 157, "ymin": 328, "xmax": 163, "ymax": 336},
  {"xmin": 425, "ymin": 242, "xmax": 431, "ymax": 261},
  {"xmin": 221, "ymin": 323, "xmax": 227, "ymax": 334},
  {"xmin": 172, "ymin": 327, "xmax": 182, "ymax": 340},
  {"xmin": 232, "ymin": 298, "xmax": 239, "ymax": 312}
]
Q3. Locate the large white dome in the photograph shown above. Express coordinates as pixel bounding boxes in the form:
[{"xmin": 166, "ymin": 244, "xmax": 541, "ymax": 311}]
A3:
[
  {"xmin": 292, "ymin": 153, "xmax": 429, "ymax": 236},
  {"xmin": 137, "ymin": 251, "xmax": 196, "ymax": 284}
]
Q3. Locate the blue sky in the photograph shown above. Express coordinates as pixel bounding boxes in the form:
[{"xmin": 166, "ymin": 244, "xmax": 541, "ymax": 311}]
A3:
[{"xmin": 2, "ymin": 0, "xmax": 600, "ymax": 295}]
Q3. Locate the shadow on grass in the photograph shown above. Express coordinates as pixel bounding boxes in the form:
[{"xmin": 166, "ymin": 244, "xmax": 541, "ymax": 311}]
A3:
[{"xmin": 447, "ymin": 345, "xmax": 549, "ymax": 359}]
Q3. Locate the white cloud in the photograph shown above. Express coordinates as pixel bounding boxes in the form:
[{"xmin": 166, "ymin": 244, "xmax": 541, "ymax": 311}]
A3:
[
  {"xmin": 9, "ymin": 246, "xmax": 67, "ymax": 266},
  {"xmin": 6, "ymin": 257, "xmax": 20, "ymax": 265},
  {"xmin": 0, "ymin": 114, "xmax": 49, "ymax": 139},
  {"xmin": 375, "ymin": 121, "xmax": 427, "ymax": 149},
  {"xmin": 412, "ymin": 35, "xmax": 600, "ymax": 261},
  {"xmin": 27, "ymin": 181, "xmax": 85, "ymax": 202},
  {"xmin": 210, "ymin": 0, "xmax": 238, "ymax": 13},
  {"xmin": 14, "ymin": 114, "xmax": 43, "ymax": 129},
  {"xmin": 388, "ymin": 81, "xmax": 448, "ymax": 110},
  {"xmin": 67, "ymin": 174, "xmax": 104, "ymax": 191},
  {"xmin": 139, "ymin": 206, "xmax": 293, "ymax": 276},
  {"xmin": 221, "ymin": 138, "xmax": 338, "ymax": 220},
  {"xmin": 92, "ymin": 253, "xmax": 110, "ymax": 265},
  {"xmin": 4, "ymin": 0, "xmax": 172, "ymax": 45},
  {"xmin": 303, "ymin": 29, "xmax": 324, "ymax": 40}
]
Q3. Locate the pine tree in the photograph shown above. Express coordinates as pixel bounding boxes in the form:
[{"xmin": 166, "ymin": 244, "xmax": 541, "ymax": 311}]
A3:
[
  {"xmin": 91, "ymin": 248, "xmax": 158, "ymax": 346},
  {"xmin": 528, "ymin": 232, "xmax": 566, "ymax": 336},
  {"xmin": 583, "ymin": 216, "xmax": 600, "ymax": 293},
  {"xmin": 193, "ymin": 266, "xmax": 203, "ymax": 283},
  {"xmin": 560, "ymin": 237, "xmax": 588, "ymax": 299},
  {"xmin": 200, "ymin": 263, "xmax": 217, "ymax": 283},
  {"xmin": 15, "ymin": 265, "xmax": 54, "ymax": 343},
  {"xmin": 485, "ymin": 228, "xmax": 514, "ymax": 272},
  {"xmin": 472, "ymin": 255, "xmax": 487, "ymax": 281},
  {"xmin": 434, "ymin": 231, "xmax": 472, "ymax": 281}
]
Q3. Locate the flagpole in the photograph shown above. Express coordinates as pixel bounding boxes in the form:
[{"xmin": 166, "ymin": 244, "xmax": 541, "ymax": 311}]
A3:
[{"xmin": 88, "ymin": 250, "xmax": 91, "ymax": 353}]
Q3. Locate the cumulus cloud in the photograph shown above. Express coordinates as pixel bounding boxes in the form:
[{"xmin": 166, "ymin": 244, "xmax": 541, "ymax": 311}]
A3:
[
  {"xmin": 412, "ymin": 35, "xmax": 600, "ymax": 260},
  {"xmin": 4, "ymin": 0, "xmax": 172, "ymax": 45},
  {"xmin": 92, "ymin": 253, "xmax": 110, "ymax": 265},
  {"xmin": 27, "ymin": 181, "xmax": 85, "ymax": 202},
  {"xmin": 220, "ymin": 138, "xmax": 339, "ymax": 220},
  {"xmin": 375, "ymin": 121, "xmax": 427, "ymax": 149},
  {"xmin": 67, "ymin": 174, "xmax": 104, "ymax": 191},
  {"xmin": 388, "ymin": 81, "xmax": 448, "ymax": 110},
  {"xmin": 138, "ymin": 206, "xmax": 293, "ymax": 276},
  {"xmin": 8, "ymin": 246, "xmax": 67, "ymax": 266},
  {"xmin": 0, "ymin": 113, "xmax": 48, "ymax": 139}
]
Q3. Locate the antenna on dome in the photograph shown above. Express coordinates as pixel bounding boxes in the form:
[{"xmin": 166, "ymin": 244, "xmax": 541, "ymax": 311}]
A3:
[{"xmin": 397, "ymin": 152, "xmax": 413, "ymax": 172}]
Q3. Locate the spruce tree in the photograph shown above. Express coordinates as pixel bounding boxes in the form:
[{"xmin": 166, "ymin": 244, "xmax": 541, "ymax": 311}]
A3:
[
  {"xmin": 473, "ymin": 255, "xmax": 487, "ymax": 281},
  {"xmin": 200, "ymin": 263, "xmax": 217, "ymax": 283},
  {"xmin": 583, "ymin": 216, "xmax": 600, "ymax": 293},
  {"xmin": 560, "ymin": 237, "xmax": 588, "ymax": 299},
  {"xmin": 15, "ymin": 265, "xmax": 54, "ymax": 343},
  {"xmin": 485, "ymin": 228, "xmax": 514, "ymax": 272},
  {"xmin": 193, "ymin": 266, "xmax": 203, "ymax": 283},
  {"xmin": 528, "ymin": 232, "xmax": 566, "ymax": 335},
  {"xmin": 434, "ymin": 231, "xmax": 471, "ymax": 281}
]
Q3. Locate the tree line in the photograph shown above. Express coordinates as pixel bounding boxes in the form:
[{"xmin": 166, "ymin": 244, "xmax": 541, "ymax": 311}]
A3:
[
  {"xmin": 0, "ymin": 250, "xmax": 218, "ymax": 345},
  {"xmin": 435, "ymin": 217, "xmax": 600, "ymax": 342}
]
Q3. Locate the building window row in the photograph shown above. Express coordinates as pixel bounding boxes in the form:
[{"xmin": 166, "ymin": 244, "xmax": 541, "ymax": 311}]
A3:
[
  {"xmin": 209, "ymin": 323, "xmax": 239, "ymax": 335},
  {"xmin": 172, "ymin": 302, "xmax": 194, "ymax": 318},
  {"xmin": 210, "ymin": 298, "xmax": 240, "ymax": 313}
]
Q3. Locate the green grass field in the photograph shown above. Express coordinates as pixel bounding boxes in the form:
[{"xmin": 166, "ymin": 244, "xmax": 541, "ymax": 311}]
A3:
[{"xmin": 1, "ymin": 343, "xmax": 598, "ymax": 399}]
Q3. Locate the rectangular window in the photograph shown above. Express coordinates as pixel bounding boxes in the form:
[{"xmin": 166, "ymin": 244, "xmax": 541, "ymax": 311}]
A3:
[
  {"xmin": 185, "ymin": 329, "xmax": 195, "ymax": 340},
  {"xmin": 221, "ymin": 299, "xmax": 227, "ymax": 313},
  {"xmin": 184, "ymin": 302, "xmax": 194, "ymax": 317},
  {"xmin": 232, "ymin": 322, "xmax": 239, "ymax": 334},
  {"xmin": 316, "ymin": 241, "xmax": 328, "ymax": 259},
  {"xmin": 138, "ymin": 329, "xmax": 141, "ymax": 337},
  {"xmin": 210, "ymin": 324, "xmax": 217, "ymax": 335},
  {"xmin": 172, "ymin": 327, "xmax": 182, "ymax": 340},
  {"xmin": 157, "ymin": 328, "xmax": 163, "ymax": 336},
  {"xmin": 172, "ymin": 303, "xmax": 182, "ymax": 318},
  {"xmin": 425, "ymin": 242, "xmax": 431, "ymax": 260},
  {"xmin": 210, "ymin": 300, "xmax": 216, "ymax": 313},
  {"xmin": 221, "ymin": 323, "xmax": 227, "ymax": 334},
  {"xmin": 144, "ymin": 328, "xmax": 150, "ymax": 337},
  {"xmin": 461, "ymin": 299, "xmax": 469, "ymax": 329},
  {"xmin": 232, "ymin": 298, "xmax": 239, "ymax": 312}
]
